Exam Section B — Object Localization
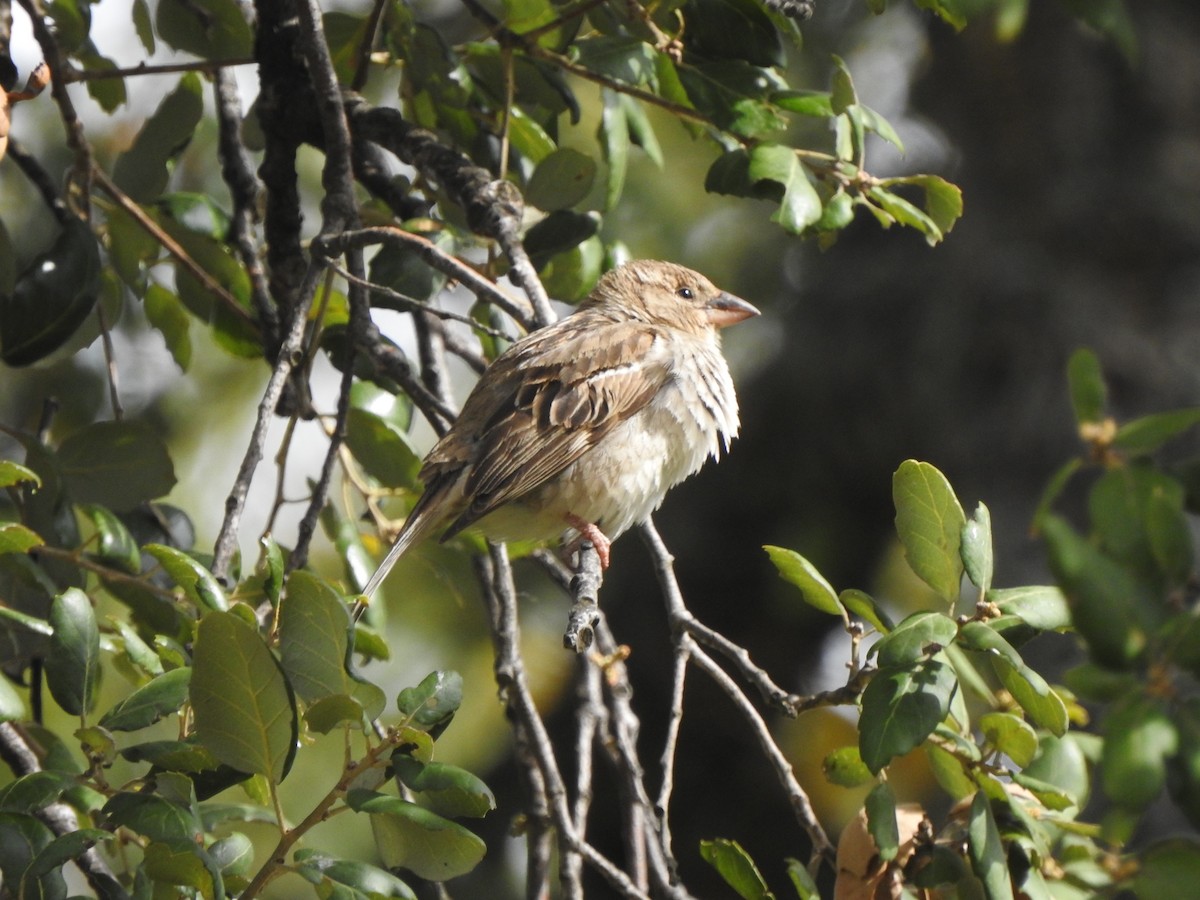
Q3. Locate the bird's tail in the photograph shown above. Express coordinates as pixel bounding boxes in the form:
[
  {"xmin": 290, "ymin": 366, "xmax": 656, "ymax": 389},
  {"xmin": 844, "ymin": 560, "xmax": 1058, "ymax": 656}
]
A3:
[{"xmin": 351, "ymin": 483, "xmax": 449, "ymax": 622}]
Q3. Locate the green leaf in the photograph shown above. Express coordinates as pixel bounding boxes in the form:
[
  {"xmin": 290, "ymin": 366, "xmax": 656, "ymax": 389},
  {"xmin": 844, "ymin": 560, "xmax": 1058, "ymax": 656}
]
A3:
[
  {"xmin": 699, "ymin": 838, "xmax": 773, "ymax": 900},
  {"xmin": 398, "ymin": 670, "xmax": 463, "ymax": 730},
  {"xmin": 0, "ymin": 771, "xmax": 75, "ymax": 813},
  {"xmin": 145, "ymin": 543, "xmax": 228, "ymax": 612},
  {"xmin": 926, "ymin": 743, "xmax": 976, "ymax": 801},
  {"xmin": 0, "ymin": 460, "xmax": 42, "ymax": 490},
  {"xmin": 1132, "ymin": 839, "xmax": 1200, "ymax": 898},
  {"xmin": 278, "ymin": 570, "xmax": 354, "ymax": 703},
  {"xmin": 144, "ymin": 284, "xmax": 192, "ymax": 371},
  {"xmin": 747, "ymin": 144, "xmax": 821, "ymax": 233},
  {"xmin": 763, "ymin": 546, "xmax": 841, "ymax": 616},
  {"xmin": 683, "ymin": 0, "xmax": 784, "ymax": 68},
  {"xmin": 58, "ymin": 421, "xmax": 176, "ymax": 512},
  {"xmin": 958, "ymin": 622, "xmax": 1068, "ymax": 736},
  {"xmin": 772, "ymin": 90, "xmax": 833, "ymax": 117},
  {"xmin": 99, "ymin": 667, "xmax": 191, "ymax": 732},
  {"xmin": 103, "ymin": 791, "xmax": 202, "ymax": 843},
  {"xmin": 537, "ymin": 235, "xmax": 604, "ymax": 302},
  {"xmin": 573, "ymin": 34, "xmax": 659, "ymax": 86},
  {"xmin": 678, "ymin": 60, "xmax": 788, "ymax": 138},
  {"xmin": 865, "ymin": 782, "xmax": 899, "ymax": 862},
  {"xmin": 784, "ymin": 858, "xmax": 819, "ymax": 900},
  {"xmin": 393, "ymin": 757, "xmax": 496, "ymax": 818},
  {"xmin": 345, "ymin": 408, "xmax": 422, "ymax": 490},
  {"xmin": 24, "ymin": 827, "xmax": 112, "ymax": 889},
  {"xmin": 1112, "ymin": 409, "xmax": 1200, "ymax": 456},
  {"xmin": 525, "ymin": 211, "xmax": 601, "ymax": 268},
  {"xmin": 1067, "ymin": 348, "xmax": 1107, "ymax": 425},
  {"xmin": 45, "ymin": 588, "xmax": 100, "ymax": 716},
  {"xmin": 208, "ymin": 831, "xmax": 254, "ymax": 877},
  {"xmin": 142, "ymin": 840, "xmax": 221, "ymax": 899},
  {"xmin": 829, "ymin": 55, "xmax": 857, "ymax": 113},
  {"xmin": 156, "ymin": 0, "xmax": 253, "ymax": 59},
  {"xmin": 893, "ymin": 460, "xmax": 966, "ymax": 603},
  {"xmin": 1042, "ymin": 514, "xmax": 1157, "ymax": 668},
  {"xmin": 966, "ymin": 791, "xmax": 1014, "ymax": 900},
  {"xmin": 293, "ymin": 851, "xmax": 417, "ymax": 899},
  {"xmin": 1059, "ymin": 0, "xmax": 1137, "ymax": 63},
  {"xmin": 0, "ymin": 812, "xmax": 55, "ymax": 889},
  {"xmin": 0, "ymin": 522, "xmax": 43, "ymax": 555},
  {"xmin": 961, "ymin": 502, "xmax": 993, "ymax": 594},
  {"xmin": 191, "ymin": 611, "xmax": 297, "ymax": 782},
  {"xmin": 350, "ymin": 790, "xmax": 486, "ymax": 881},
  {"xmin": 0, "ymin": 675, "xmax": 26, "ymax": 723},
  {"xmin": 599, "ymin": 89, "xmax": 630, "ymax": 212},
  {"xmin": 1089, "ymin": 465, "xmax": 1187, "ymax": 584},
  {"xmin": 1024, "ymin": 734, "xmax": 1090, "ymax": 809},
  {"xmin": 304, "ymin": 694, "xmax": 366, "ymax": 734},
  {"xmin": 990, "ymin": 586, "xmax": 1071, "ymax": 631},
  {"xmin": 1102, "ymin": 697, "xmax": 1178, "ymax": 810},
  {"xmin": 77, "ymin": 503, "xmax": 141, "ymax": 574},
  {"xmin": 873, "ymin": 611, "xmax": 957, "ymax": 668},
  {"xmin": 0, "ymin": 217, "xmax": 101, "ymax": 367},
  {"xmin": 112, "ymin": 74, "xmax": 205, "ymax": 203},
  {"xmin": 822, "ymin": 745, "xmax": 873, "ymax": 787},
  {"xmin": 859, "ymin": 654, "xmax": 957, "ymax": 773},
  {"xmin": 868, "ymin": 185, "xmax": 944, "ymax": 244},
  {"xmin": 839, "ymin": 589, "xmax": 893, "ymax": 633},
  {"xmin": 525, "ymin": 148, "xmax": 597, "ymax": 212},
  {"xmin": 979, "ymin": 711, "xmax": 1038, "ymax": 768}
]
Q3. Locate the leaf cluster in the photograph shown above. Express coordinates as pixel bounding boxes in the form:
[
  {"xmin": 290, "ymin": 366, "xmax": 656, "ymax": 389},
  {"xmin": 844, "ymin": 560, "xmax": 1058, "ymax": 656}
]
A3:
[{"xmin": 0, "ymin": 427, "xmax": 492, "ymax": 897}]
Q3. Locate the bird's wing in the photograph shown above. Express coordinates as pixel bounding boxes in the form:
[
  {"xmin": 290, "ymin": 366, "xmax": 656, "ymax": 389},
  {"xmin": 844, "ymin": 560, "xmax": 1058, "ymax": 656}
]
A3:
[{"xmin": 429, "ymin": 316, "xmax": 670, "ymax": 537}]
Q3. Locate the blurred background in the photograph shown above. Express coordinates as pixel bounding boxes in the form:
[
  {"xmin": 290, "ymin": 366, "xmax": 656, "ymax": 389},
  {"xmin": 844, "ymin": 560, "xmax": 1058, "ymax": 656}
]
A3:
[{"xmin": 3, "ymin": 0, "xmax": 1200, "ymax": 895}]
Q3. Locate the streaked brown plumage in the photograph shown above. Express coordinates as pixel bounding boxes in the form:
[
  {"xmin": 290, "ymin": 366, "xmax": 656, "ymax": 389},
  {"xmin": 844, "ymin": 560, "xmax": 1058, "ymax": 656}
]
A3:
[{"xmin": 360, "ymin": 259, "xmax": 759, "ymax": 601}]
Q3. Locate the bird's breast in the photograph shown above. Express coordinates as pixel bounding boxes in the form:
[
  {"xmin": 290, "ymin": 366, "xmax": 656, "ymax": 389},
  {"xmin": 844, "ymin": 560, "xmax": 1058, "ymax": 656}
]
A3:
[{"xmin": 482, "ymin": 343, "xmax": 740, "ymax": 544}]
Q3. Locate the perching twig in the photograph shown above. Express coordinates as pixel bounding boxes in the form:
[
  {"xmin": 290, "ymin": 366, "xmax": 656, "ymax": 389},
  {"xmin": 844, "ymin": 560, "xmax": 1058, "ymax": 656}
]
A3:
[
  {"xmin": 564, "ymin": 542, "xmax": 604, "ymax": 651},
  {"xmin": 638, "ymin": 518, "xmax": 836, "ymax": 873}
]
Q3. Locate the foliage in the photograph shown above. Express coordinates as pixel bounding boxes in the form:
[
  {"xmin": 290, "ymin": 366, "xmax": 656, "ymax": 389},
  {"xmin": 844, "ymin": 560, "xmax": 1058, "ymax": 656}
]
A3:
[{"xmin": 749, "ymin": 350, "xmax": 1200, "ymax": 898}]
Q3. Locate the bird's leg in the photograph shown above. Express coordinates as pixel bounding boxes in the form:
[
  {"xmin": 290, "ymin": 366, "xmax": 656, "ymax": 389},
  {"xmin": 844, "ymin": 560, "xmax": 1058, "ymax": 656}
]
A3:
[{"xmin": 564, "ymin": 513, "xmax": 611, "ymax": 569}]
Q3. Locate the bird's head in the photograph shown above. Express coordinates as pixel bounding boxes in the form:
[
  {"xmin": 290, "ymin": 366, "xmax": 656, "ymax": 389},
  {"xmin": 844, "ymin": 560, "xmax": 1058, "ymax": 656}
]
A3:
[{"xmin": 582, "ymin": 260, "xmax": 760, "ymax": 336}]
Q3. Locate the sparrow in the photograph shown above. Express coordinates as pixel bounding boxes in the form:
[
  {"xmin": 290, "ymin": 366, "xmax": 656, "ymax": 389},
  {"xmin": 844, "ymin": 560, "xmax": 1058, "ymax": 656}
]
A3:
[{"xmin": 358, "ymin": 259, "xmax": 759, "ymax": 604}]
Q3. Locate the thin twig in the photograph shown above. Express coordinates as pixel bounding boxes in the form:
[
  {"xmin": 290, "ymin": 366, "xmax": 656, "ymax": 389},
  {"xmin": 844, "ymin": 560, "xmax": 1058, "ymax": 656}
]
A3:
[
  {"xmin": 94, "ymin": 297, "xmax": 123, "ymax": 421},
  {"xmin": 639, "ymin": 520, "xmax": 800, "ymax": 714},
  {"xmin": 686, "ymin": 638, "xmax": 836, "ymax": 868},
  {"xmin": 93, "ymin": 166, "xmax": 258, "ymax": 331},
  {"xmin": 325, "ymin": 261, "xmax": 510, "ymax": 341},
  {"xmin": 350, "ymin": 0, "xmax": 388, "ymax": 91},
  {"xmin": 638, "ymin": 518, "xmax": 836, "ymax": 871},
  {"xmin": 63, "ymin": 57, "xmax": 255, "ymax": 82},
  {"xmin": 4, "ymin": 139, "xmax": 69, "ymax": 222},
  {"xmin": 317, "ymin": 225, "xmax": 536, "ymax": 329},
  {"xmin": 211, "ymin": 291, "xmax": 311, "ymax": 583}
]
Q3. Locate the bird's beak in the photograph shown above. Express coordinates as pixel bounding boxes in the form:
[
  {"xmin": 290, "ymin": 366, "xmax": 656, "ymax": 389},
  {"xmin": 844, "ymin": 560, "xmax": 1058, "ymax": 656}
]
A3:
[{"xmin": 705, "ymin": 292, "xmax": 761, "ymax": 328}]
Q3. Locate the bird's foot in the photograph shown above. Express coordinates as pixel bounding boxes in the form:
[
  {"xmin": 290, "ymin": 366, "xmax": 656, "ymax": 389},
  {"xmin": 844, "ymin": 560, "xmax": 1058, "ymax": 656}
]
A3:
[{"xmin": 565, "ymin": 514, "xmax": 611, "ymax": 569}]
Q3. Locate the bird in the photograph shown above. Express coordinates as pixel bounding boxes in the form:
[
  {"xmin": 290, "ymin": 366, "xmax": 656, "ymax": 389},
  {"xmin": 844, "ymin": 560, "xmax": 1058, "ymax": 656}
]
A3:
[{"xmin": 357, "ymin": 259, "xmax": 759, "ymax": 608}]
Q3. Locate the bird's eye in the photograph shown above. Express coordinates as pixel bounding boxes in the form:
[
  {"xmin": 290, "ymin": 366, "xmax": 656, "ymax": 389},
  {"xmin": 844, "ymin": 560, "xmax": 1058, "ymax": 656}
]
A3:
[{"xmin": 676, "ymin": 287, "xmax": 694, "ymax": 300}]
